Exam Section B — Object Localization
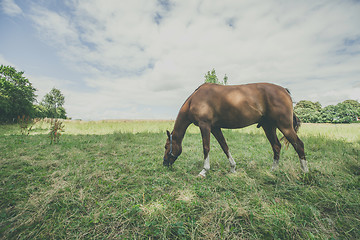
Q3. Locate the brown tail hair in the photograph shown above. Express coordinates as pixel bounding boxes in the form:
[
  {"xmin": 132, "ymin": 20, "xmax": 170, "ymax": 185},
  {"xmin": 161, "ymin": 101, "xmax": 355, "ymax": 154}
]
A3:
[{"xmin": 281, "ymin": 113, "xmax": 301, "ymax": 147}]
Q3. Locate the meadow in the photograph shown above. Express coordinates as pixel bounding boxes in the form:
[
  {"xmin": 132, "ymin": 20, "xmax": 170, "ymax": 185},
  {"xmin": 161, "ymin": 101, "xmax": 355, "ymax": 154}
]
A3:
[{"xmin": 0, "ymin": 120, "xmax": 359, "ymax": 239}]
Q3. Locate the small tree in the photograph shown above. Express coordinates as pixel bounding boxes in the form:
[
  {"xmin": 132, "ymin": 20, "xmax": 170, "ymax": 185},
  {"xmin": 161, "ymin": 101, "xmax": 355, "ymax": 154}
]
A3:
[
  {"xmin": 204, "ymin": 68, "xmax": 228, "ymax": 85},
  {"xmin": 41, "ymin": 87, "xmax": 67, "ymax": 119},
  {"xmin": 223, "ymin": 74, "xmax": 228, "ymax": 85}
]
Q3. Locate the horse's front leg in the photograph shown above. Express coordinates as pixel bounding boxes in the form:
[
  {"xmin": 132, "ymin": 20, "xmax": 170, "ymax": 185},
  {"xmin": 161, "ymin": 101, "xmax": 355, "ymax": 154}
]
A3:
[{"xmin": 198, "ymin": 124, "xmax": 211, "ymax": 177}]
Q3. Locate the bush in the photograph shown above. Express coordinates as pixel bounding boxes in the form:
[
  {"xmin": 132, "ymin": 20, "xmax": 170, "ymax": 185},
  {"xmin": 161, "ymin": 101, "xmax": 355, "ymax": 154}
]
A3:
[
  {"xmin": 49, "ymin": 119, "xmax": 65, "ymax": 144},
  {"xmin": 295, "ymin": 100, "xmax": 360, "ymax": 123}
]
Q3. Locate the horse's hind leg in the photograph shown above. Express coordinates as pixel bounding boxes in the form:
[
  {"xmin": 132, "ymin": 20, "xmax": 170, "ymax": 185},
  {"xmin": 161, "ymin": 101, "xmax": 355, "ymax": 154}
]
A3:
[
  {"xmin": 211, "ymin": 128, "xmax": 236, "ymax": 173},
  {"xmin": 262, "ymin": 125, "xmax": 281, "ymax": 171},
  {"xmin": 279, "ymin": 127, "xmax": 309, "ymax": 172}
]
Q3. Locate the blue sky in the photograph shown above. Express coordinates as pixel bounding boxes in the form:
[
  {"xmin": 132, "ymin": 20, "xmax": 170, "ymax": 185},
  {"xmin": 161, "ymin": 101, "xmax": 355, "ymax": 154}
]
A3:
[{"xmin": 1, "ymin": 0, "xmax": 360, "ymax": 120}]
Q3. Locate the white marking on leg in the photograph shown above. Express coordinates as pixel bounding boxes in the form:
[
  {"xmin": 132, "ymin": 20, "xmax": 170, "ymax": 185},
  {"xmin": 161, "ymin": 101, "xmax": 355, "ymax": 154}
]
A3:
[
  {"xmin": 228, "ymin": 152, "xmax": 236, "ymax": 173},
  {"xmin": 198, "ymin": 154, "xmax": 210, "ymax": 177},
  {"xmin": 300, "ymin": 158, "xmax": 309, "ymax": 173},
  {"xmin": 271, "ymin": 159, "xmax": 279, "ymax": 171}
]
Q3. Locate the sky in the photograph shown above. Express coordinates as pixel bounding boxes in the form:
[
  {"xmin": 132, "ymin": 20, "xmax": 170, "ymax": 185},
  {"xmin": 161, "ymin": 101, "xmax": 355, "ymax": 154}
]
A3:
[{"xmin": 1, "ymin": 0, "xmax": 360, "ymax": 120}]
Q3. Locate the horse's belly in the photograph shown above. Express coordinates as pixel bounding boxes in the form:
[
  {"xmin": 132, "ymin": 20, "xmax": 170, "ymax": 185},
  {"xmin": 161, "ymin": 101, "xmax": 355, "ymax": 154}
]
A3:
[{"xmin": 213, "ymin": 109, "xmax": 261, "ymax": 129}]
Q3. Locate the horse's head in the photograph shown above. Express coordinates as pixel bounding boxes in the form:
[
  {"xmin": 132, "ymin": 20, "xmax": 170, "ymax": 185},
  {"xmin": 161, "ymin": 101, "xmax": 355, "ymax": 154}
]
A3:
[{"xmin": 163, "ymin": 130, "xmax": 182, "ymax": 167}]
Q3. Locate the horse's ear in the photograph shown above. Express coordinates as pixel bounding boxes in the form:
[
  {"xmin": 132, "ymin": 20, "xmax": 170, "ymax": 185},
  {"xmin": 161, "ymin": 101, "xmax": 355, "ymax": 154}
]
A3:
[{"xmin": 166, "ymin": 130, "xmax": 171, "ymax": 138}]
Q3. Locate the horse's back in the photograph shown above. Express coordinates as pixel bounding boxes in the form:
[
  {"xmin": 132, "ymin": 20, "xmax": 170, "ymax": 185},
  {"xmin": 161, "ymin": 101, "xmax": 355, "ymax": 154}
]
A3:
[{"xmin": 186, "ymin": 83, "xmax": 293, "ymax": 128}]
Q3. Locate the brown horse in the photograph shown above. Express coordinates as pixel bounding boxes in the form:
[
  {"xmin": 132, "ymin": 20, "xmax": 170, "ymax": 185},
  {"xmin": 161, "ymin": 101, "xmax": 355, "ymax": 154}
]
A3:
[{"xmin": 163, "ymin": 83, "xmax": 308, "ymax": 177}]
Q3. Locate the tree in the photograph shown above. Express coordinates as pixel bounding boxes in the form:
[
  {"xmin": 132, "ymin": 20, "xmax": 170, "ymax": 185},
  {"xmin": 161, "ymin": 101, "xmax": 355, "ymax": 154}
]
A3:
[
  {"xmin": 223, "ymin": 74, "xmax": 228, "ymax": 85},
  {"xmin": 333, "ymin": 101, "xmax": 359, "ymax": 123},
  {"xmin": 320, "ymin": 105, "xmax": 337, "ymax": 123},
  {"xmin": 342, "ymin": 100, "xmax": 360, "ymax": 109},
  {"xmin": 40, "ymin": 87, "xmax": 67, "ymax": 119},
  {"xmin": 33, "ymin": 104, "xmax": 47, "ymax": 118},
  {"xmin": 295, "ymin": 100, "xmax": 322, "ymax": 112},
  {"xmin": 0, "ymin": 65, "xmax": 37, "ymax": 122},
  {"xmin": 204, "ymin": 68, "xmax": 228, "ymax": 85},
  {"xmin": 294, "ymin": 107, "xmax": 321, "ymax": 123},
  {"xmin": 294, "ymin": 100, "xmax": 322, "ymax": 123}
]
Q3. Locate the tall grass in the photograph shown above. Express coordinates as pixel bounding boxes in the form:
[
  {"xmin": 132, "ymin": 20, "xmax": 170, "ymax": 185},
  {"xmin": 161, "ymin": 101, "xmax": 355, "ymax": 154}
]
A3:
[{"xmin": 0, "ymin": 120, "xmax": 359, "ymax": 239}]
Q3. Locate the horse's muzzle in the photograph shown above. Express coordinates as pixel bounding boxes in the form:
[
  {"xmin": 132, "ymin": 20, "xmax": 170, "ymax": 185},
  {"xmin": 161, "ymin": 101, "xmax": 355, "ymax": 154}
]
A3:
[{"xmin": 163, "ymin": 158, "xmax": 172, "ymax": 167}]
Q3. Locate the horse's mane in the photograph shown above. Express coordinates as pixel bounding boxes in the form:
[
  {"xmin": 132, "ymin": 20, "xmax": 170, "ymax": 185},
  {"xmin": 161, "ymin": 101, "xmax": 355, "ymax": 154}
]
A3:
[{"xmin": 180, "ymin": 84, "xmax": 204, "ymax": 109}]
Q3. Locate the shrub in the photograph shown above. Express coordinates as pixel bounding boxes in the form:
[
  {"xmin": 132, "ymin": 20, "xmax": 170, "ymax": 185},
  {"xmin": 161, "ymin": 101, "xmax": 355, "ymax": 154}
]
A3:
[
  {"xmin": 49, "ymin": 119, "xmax": 65, "ymax": 144},
  {"xmin": 17, "ymin": 115, "xmax": 39, "ymax": 135}
]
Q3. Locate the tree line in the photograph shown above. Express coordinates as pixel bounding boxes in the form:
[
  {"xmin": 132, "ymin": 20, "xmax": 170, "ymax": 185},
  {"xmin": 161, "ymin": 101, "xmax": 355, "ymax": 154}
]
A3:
[
  {"xmin": 294, "ymin": 100, "xmax": 360, "ymax": 123},
  {"xmin": 0, "ymin": 65, "xmax": 67, "ymax": 123}
]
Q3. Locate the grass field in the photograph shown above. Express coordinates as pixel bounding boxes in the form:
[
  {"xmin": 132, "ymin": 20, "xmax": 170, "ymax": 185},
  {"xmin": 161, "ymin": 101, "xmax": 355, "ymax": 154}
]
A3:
[{"xmin": 1, "ymin": 120, "xmax": 359, "ymax": 239}]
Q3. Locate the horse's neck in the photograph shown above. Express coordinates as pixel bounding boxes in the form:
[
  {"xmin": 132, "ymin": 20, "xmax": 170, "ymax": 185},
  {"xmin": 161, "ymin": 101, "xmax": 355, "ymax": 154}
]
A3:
[{"xmin": 172, "ymin": 110, "xmax": 191, "ymax": 143}]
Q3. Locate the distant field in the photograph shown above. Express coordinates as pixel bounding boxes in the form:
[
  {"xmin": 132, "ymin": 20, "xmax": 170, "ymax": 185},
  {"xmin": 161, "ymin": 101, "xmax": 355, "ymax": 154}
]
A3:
[
  {"xmin": 2, "ymin": 119, "xmax": 359, "ymax": 141},
  {"xmin": 1, "ymin": 120, "xmax": 359, "ymax": 239}
]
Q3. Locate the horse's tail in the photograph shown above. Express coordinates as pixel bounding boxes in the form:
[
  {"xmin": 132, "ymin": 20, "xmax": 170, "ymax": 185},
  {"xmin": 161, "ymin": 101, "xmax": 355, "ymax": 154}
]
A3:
[
  {"xmin": 292, "ymin": 113, "xmax": 301, "ymax": 133},
  {"xmin": 281, "ymin": 113, "xmax": 301, "ymax": 147},
  {"xmin": 280, "ymin": 88, "xmax": 301, "ymax": 147}
]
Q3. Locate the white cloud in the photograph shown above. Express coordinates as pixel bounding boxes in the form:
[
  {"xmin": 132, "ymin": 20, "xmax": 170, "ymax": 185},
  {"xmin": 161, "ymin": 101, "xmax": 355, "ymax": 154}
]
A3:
[
  {"xmin": 12, "ymin": 0, "xmax": 360, "ymax": 119},
  {"xmin": 1, "ymin": 0, "xmax": 22, "ymax": 16}
]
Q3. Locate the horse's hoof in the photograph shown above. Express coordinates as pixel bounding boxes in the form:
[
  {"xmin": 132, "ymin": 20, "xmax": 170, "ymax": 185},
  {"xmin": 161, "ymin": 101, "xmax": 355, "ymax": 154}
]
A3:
[
  {"xmin": 271, "ymin": 163, "xmax": 279, "ymax": 172},
  {"xmin": 301, "ymin": 167, "xmax": 309, "ymax": 173},
  {"xmin": 271, "ymin": 166, "xmax": 277, "ymax": 172},
  {"xmin": 197, "ymin": 173, "xmax": 206, "ymax": 178},
  {"xmin": 300, "ymin": 159, "xmax": 309, "ymax": 173}
]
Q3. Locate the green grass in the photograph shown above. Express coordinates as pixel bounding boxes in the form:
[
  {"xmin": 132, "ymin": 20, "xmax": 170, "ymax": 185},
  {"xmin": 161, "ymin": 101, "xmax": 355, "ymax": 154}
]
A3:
[{"xmin": 0, "ymin": 120, "xmax": 359, "ymax": 239}]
